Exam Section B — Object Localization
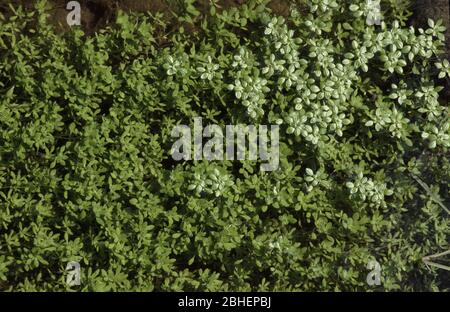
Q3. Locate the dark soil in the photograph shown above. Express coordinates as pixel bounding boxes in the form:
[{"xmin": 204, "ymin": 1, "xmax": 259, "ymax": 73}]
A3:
[
  {"xmin": 410, "ymin": 0, "xmax": 450, "ymax": 55},
  {"xmin": 1, "ymin": 1, "xmax": 448, "ymax": 44},
  {"xmin": 0, "ymin": 0, "xmax": 291, "ymax": 34}
]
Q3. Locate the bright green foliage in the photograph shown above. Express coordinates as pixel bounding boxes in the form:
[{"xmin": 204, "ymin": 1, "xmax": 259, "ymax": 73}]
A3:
[{"xmin": 0, "ymin": 0, "xmax": 449, "ymax": 291}]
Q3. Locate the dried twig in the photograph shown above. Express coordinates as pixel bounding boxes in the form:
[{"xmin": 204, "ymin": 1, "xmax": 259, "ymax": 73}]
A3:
[{"xmin": 423, "ymin": 250, "xmax": 450, "ymax": 271}]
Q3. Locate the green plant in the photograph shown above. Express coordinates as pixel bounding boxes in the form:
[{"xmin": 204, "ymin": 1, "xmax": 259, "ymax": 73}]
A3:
[{"xmin": 0, "ymin": 0, "xmax": 448, "ymax": 291}]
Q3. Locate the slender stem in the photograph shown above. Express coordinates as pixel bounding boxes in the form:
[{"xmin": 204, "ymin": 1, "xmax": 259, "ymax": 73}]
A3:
[
  {"xmin": 410, "ymin": 173, "xmax": 450, "ymax": 215},
  {"xmin": 423, "ymin": 249, "xmax": 450, "ymax": 271},
  {"xmin": 423, "ymin": 260, "xmax": 450, "ymax": 271},
  {"xmin": 423, "ymin": 249, "xmax": 450, "ymax": 260}
]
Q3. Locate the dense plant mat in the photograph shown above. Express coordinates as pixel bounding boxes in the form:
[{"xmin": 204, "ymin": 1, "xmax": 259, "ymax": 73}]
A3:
[{"xmin": 0, "ymin": 0, "xmax": 449, "ymax": 291}]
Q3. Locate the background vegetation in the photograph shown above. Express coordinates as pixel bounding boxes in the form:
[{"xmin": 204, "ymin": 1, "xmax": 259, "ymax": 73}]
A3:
[{"xmin": 0, "ymin": 0, "xmax": 449, "ymax": 291}]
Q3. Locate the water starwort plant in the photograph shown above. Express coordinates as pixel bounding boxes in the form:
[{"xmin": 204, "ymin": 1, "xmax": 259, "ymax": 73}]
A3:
[{"xmin": 0, "ymin": 0, "xmax": 448, "ymax": 291}]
